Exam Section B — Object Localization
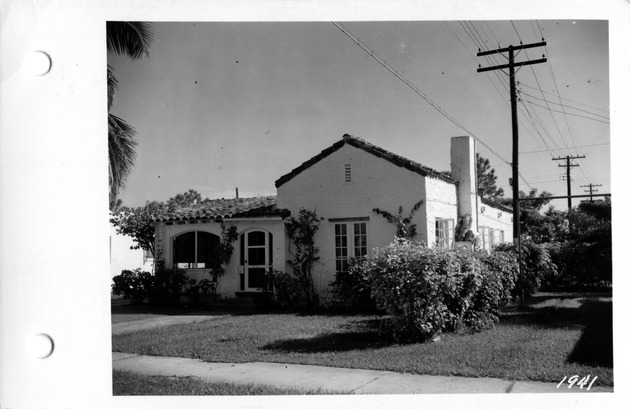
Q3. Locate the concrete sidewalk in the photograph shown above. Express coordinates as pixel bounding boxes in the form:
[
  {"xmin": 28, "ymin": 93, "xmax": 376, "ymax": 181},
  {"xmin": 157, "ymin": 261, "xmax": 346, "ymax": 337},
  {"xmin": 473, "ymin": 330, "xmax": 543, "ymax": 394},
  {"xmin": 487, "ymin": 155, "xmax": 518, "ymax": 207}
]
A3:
[
  {"xmin": 112, "ymin": 352, "xmax": 613, "ymax": 394},
  {"xmin": 112, "ymin": 314, "xmax": 227, "ymax": 335}
]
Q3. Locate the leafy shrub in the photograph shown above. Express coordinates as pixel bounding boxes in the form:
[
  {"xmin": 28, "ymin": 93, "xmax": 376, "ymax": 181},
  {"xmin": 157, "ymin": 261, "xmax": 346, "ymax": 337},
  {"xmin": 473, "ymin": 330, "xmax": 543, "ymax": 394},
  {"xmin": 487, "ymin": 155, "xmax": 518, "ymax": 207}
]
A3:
[
  {"xmin": 183, "ymin": 278, "xmax": 217, "ymax": 306},
  {"xmin": 329, "ymin": 258, "xmax": 379, "ymax": 313},
  {"xmin": 467, "ymin": 251, "xmax": 519, "ymax": 330},
  {"xmin": 494, "ymin": 238, "xmax": 557, "ymax": 296},
  {"xmin": 546, "ymin": 239, "xmax": 611, "ymax": 289},
  {"xmin": 263, "ymin": 270, "xmax": 304, "ymax": 310},
  {"xmin": 112, "ymin": 268, "xmax": 155, "ymax": 304},
  {"xmin": 364, "ymin": 240, "xmax": 516, "ymax": 341},
  {"xmin": 151, "ymin": 266, "xmax": 189, "ymax": 306}
]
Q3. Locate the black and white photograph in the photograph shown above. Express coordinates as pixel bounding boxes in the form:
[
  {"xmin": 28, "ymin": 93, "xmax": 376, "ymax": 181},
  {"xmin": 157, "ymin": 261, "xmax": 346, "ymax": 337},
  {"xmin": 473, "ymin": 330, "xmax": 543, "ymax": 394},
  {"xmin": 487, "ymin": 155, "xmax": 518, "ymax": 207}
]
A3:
[{"xmin": 1, "ymin": 1, "xmax": 627, "ymax": 408}]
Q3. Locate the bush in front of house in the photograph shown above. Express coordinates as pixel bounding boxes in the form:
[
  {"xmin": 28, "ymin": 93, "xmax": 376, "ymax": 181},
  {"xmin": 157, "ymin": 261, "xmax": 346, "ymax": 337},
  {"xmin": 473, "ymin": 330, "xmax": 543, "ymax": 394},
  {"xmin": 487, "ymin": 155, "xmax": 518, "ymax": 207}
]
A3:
[
  {"xmin": 494, "ymin": 238, "xmax": 557, "ymax": 297},
  {"xmin": 112, "ymin": 268, "xmax": 155, "ymax": 304},
  {"xmin": 329, "ymin": 259, "xmax": 379, "ymax": 313},
  {"xmin": 183, "ymin": 278, "xmax": 217, "ymax": 306},
  {"xmin": 364, "ymin": 240, "xmax": 517, "ymax": 341},
  {"xmin": 466, "ymin": 250, "xmax": 519, "ymax": 330},
  {"xmin": 263, "ymin": 270, "xmax": 305, "ymax": 310},
  {"xmin": 151, "ymin": 265, "xmax": 189, "ymax": 306}
]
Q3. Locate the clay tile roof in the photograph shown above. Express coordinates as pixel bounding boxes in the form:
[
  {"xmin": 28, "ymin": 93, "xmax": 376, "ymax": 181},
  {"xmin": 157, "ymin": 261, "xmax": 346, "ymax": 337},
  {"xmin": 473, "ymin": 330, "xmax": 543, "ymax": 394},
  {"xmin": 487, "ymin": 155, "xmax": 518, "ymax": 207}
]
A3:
[
  {"xmin": 154, "ymin": 196, "xmax": 290, "ymax": 222},
  {"xmin": 275, "ymin": 134, "xmax": 457, "ymax": 188}
]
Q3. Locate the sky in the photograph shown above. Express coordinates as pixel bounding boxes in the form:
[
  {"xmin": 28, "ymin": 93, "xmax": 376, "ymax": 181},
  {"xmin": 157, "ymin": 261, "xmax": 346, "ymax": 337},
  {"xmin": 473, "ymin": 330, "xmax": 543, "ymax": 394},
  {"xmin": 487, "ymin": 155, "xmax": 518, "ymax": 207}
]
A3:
[{"xmin": 109, "ymin": 20, "xmax": 610, "ymax": 211}]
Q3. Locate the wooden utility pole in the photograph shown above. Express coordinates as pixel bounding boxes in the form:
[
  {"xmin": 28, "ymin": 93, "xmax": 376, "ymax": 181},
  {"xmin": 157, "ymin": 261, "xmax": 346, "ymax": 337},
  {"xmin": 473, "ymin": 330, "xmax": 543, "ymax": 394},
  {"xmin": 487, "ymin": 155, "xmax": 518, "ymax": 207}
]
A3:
[
  {"xmin": 477, "ymin": 41, "xmax": 547, "ymax": 242},
  {"xmin": 581, "ymin": 183, "xmax": 602, "ymax": 202},
  {"xmin": 477, "ymin": 41, "xmax": 546, "ymax": 308},
  {"xmin": 553, "ymin": 155, "xmax": 585, "ymax": 209}
]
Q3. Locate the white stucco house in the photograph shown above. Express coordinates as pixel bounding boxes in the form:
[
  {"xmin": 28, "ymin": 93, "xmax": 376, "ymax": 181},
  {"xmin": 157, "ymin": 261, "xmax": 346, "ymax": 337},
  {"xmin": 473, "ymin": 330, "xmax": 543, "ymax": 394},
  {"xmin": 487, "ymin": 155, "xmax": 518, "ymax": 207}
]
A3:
[{"xmin": 152, "ymin": 134, "xmax": 512, "ymax": 299}]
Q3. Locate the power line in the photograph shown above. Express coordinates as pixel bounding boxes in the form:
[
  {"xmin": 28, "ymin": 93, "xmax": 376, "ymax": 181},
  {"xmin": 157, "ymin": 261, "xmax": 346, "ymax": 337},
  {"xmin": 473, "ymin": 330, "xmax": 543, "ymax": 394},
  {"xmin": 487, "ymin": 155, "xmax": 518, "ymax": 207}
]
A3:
[
  {"xmin": 449, "ymin": 21, "xmax": 552, "ymax": 188},
  {"xmin": 331, "ymin": 21, "xmax": 515, "ymax": 169},
  {"xmin": 519, "ymin": 81, "xmax": 609, "ymax": 114},
  {"xmin": 534, "ymin": 20, "xmax": 597, "ymax": 185},
  {"xmin": 519, "ymin": 89, "xmax": 610, "ymax": 120},
  {"xmin": 522, "ymin": 98, "xmax": 611, "ymax": 124},
  {"xmin": 446, "ymin": 22, "xmax": 509, "ymax": 103},
  {"xmin": 521, "ymin": 142, "xmax": 609, "ymax": 154},
  {"xmin": 520, "ymin": 98, "xmax": 560, "ymax": 154},
  {"xmin": 454, "ymin": 21, "xmax": 565, "ymax": 161},
  {"xmin": 511, "ymin": 20, "xmax": 582, "ymax": 162}
]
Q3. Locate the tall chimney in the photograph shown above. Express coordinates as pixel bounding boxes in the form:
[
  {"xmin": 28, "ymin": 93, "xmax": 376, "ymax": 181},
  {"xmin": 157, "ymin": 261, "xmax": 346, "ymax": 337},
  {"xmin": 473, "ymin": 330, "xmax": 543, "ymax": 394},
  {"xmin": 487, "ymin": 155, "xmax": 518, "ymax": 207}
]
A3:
[{"xmin": 450, "ymin": 136, "xmax": 479, "ymax": 231}]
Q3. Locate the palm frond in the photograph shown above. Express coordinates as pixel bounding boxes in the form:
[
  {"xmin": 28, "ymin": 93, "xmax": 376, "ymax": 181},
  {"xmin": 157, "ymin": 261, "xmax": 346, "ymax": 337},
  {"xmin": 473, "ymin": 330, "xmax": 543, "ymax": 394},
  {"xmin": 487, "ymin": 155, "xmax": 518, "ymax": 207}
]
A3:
[
  {"xmin": 106, "ymin": 21, "xmax": 154, "ymax": 60},
  {"xmin": 109, "ymin": 114, "xmax": 138, "ymax": 206},
  {"xmin": 107, "ymin": 65, "xmax": 118, "ymax": 111}
]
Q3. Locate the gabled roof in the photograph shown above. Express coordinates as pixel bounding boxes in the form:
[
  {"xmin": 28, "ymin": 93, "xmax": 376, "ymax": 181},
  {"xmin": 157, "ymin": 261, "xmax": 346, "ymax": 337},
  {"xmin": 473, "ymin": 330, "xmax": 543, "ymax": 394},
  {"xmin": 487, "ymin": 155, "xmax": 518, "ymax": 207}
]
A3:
[
  {"xmin": 480, "ymin": 197, "xmax": 513, "ymax": 213},
  {"xmin": 154, "ymin": 196, "xmax": 290, "ymax": 222},
  {"xmin": 275, "ymin": 134, "xmax": 457, "ymax": 188}
]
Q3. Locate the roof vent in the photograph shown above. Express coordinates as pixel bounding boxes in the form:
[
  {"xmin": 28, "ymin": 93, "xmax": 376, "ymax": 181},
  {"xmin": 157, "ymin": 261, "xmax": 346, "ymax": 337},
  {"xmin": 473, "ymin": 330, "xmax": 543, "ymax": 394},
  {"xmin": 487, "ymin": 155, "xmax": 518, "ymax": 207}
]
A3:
[{"xmin": 344, "ymin": 164, "xmax": 352, "ymax": 182}]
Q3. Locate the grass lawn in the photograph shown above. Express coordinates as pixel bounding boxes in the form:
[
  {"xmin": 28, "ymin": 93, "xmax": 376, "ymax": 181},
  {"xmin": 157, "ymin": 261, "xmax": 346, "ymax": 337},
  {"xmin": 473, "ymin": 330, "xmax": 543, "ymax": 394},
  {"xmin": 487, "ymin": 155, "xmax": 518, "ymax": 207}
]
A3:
[
  {"xmin": 113, "ymin": 370, "xmax": 347, "ymax": 395},
  {"xmin": 112, "ymin": 292, "xmax": 613, "ymax": 387}
]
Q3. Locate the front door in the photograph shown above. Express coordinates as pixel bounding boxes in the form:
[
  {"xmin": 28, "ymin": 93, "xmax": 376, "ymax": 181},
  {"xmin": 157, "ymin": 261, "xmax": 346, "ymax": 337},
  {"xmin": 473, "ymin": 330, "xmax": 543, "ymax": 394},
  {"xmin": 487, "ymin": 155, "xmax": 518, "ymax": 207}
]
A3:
[{"xmin": 243, "ymin": 231, "xmax": 269, "ymax": 291}]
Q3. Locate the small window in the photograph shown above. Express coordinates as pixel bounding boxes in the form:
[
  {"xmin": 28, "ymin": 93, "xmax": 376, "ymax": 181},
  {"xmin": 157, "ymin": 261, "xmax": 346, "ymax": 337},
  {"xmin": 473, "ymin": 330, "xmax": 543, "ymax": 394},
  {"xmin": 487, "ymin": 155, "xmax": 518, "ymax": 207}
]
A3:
[
  {"xmin": 479, "ymin": 226, "xmax": 491, "ymax": 250},
  {"xmin": 344, "ymin": 164, "xmax": 352, "ymax": 182},
  {"xmin": 435, "ymin": 219, "xmax": 454, "ymax": 248},
  {"xmin": 491, "ymin": 229, "xmax": 501, "ymax": 246}
]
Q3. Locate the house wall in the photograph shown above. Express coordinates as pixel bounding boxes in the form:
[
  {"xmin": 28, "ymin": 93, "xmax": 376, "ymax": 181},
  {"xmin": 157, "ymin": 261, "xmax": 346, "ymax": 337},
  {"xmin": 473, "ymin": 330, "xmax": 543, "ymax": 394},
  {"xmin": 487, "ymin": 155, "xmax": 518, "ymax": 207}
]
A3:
[
  {"xmin": 154, "ymin": 218, "xmax": 285, "ymax": 298},
  {"xmin": 478, "ymin": 204, "xmax": 513, "ymax": 249},
  {"xmin": 424, "ymin": 176, "xmax": 459, "ymax": 247},
  {"xmin": 110, "ymin": 224, "xmax": 153, "ymax": 280},
  {"xmin": 277, "ymin": 143, "xmax": 459, "ymax": 294}
]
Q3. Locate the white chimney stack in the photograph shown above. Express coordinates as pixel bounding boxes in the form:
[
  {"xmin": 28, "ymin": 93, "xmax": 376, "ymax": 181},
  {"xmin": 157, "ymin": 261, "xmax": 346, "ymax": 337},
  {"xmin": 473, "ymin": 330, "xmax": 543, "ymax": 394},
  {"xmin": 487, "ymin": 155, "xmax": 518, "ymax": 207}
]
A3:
[{"xmin": 450, "ymin": 136, "xmax": 479, "ymax": 231}]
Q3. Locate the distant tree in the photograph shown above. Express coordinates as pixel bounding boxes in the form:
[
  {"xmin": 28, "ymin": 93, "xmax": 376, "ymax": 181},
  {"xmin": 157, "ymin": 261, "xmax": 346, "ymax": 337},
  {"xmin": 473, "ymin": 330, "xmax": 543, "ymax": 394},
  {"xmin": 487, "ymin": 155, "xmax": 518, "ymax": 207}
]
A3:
[
  {"xmin": 110, "ymin": 190, "xmax": 207, "ymax": 259},
  {"xmin": 519, "ymin": 188, "xmax": 553, "ymax": 211},
  {"xmin": 107, "ymin": 22, "xmax": 154, "ymax": 209},
  {"xmin": 373, "ymin": 200, "xmax": 424, "ymax": 240},
  {"xmin": 166, "ymin": 189, "xmax": 203, "ymax": 210},
  {"xmin": 521, "ymin": 205, "xmax": 568, "ymax": 243},
  {"xmin": 494, "ymin": 188, "xmax": 555, "ymax": 243},
  {"xmin": 548, "ymin": 200, "xmax": 612, "ymax": 287},
  {"xmin": 476, "ymin": 154, "xmax": 505, "ymax": 200},
  {"xmin": 110, "ymin": 200, "xmax": 165, "ymax": 257}
]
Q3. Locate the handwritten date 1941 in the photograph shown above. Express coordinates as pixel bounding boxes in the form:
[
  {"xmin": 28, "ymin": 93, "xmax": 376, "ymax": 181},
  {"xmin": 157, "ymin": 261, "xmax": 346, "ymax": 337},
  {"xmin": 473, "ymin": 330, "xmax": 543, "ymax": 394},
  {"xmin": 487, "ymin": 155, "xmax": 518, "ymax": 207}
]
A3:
[{"xmin": 557, "ymin": 375, "xmax": 598, "ymax": 390}]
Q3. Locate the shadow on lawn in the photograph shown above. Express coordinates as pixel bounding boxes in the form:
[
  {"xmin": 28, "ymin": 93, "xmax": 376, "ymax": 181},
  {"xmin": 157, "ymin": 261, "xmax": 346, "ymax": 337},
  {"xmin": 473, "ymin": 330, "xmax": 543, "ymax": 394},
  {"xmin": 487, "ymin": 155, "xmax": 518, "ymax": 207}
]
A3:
[
  {"xmin": 261, "ymin": 318, "xmax": 394, "ymax": 353},
  {"xmin": 568, "ymin": 300, "xmax": 613, "ymax": 367},
  {"xmin": 111, "ymin": 301, "xmax": 228, "ymax": 317},
  {"xmin": 499, "ymin": 294, "xmax": 613, "ymax": 368}
]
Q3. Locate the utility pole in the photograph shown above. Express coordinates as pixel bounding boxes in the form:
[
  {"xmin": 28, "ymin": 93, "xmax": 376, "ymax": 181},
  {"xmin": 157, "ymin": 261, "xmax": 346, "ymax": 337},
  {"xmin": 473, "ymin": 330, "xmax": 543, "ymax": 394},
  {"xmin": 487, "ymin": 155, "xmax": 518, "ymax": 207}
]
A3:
[
  {"xmin": 477, "ymin": 41, "xmax": 546, "ymax": 308},
  {"xmin": 553, "ymin": 155, "xmax": 585, "ymax": 209},
  {"xmin": 581, "ymin": 183, "xmax": 602, "ymax": 202},
  {"xmin": 477, "ymin": 41, "xmax": 547, "ymax": 243}
]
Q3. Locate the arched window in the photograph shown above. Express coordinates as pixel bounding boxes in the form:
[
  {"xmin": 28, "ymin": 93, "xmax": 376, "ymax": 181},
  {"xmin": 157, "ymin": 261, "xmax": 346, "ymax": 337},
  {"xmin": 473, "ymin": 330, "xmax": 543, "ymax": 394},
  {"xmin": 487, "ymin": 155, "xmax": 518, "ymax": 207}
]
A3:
[{"xmin": 173, "ymin": 231, "xmax": 219, "ymax": 269}]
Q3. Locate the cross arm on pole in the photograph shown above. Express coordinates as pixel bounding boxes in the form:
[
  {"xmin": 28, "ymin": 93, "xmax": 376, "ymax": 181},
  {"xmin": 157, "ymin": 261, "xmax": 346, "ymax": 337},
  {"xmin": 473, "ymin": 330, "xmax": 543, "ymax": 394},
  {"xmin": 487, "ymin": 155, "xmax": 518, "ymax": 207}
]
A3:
[
  {"xmin": 476, "ymin": 41, "xmax": 547, "ymax": 57},
  {"xmin": 478, "ymin": 58, "xmax": 547, "ymax": 73}
]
